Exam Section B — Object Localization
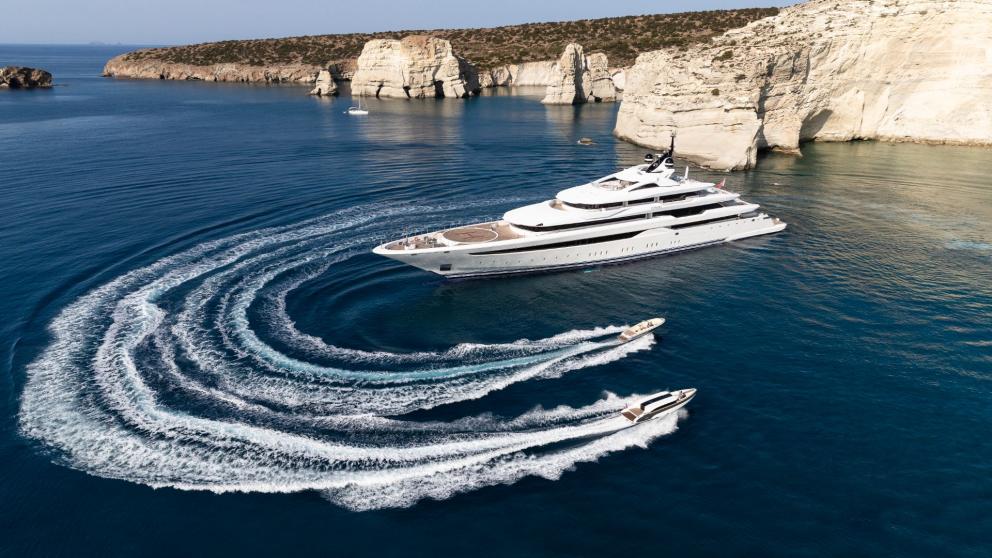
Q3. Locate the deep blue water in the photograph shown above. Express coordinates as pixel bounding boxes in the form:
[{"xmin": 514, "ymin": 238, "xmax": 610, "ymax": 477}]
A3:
[{"xmin": 1, "ymin": 45, "xmax": 990, "ymax": 557}]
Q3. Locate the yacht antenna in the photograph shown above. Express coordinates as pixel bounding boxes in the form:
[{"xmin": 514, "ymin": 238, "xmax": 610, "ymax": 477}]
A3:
[{"xmin": 669, "ymin": 132, "xmax": 676, "ymax": 160}]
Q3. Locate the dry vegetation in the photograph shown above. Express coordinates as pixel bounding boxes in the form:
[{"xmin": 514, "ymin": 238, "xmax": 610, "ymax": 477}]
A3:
[{"xmin": 124, "ymin": 8, "xmax": 778, "ymax": 70}]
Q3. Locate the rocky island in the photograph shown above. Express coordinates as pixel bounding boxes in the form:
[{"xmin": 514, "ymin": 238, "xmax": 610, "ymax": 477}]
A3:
[
  {"xmin": 615, "ymin": 0, "xmax": 992, "ymax": 170},
  {"xmin": 1, "ymin": 67, "xmax": 52, "ymax": 89}
]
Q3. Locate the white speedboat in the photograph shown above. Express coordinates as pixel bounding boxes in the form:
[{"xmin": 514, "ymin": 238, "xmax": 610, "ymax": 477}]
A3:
[
  {"xmin": 618, "ymin": 318, "xmax": 665, "ymax": 343},
  {"xmin": 373, "ymin": 142, "xmax": 785, "ymax": 278},
  {"xmin": 621, "ymin": 388, "xmax": 696, "ymax": 424}
]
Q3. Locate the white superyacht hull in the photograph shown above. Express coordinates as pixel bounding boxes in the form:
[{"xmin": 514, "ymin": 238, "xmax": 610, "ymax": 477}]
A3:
[{"xmin": 377, "ymin": 214, "xmax": 786, "ymax": 278}]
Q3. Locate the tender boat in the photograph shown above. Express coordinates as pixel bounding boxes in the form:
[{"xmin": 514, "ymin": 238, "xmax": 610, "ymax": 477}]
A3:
[
  {"xmin": 621, "ymin": 388, "xmax": 696, "ymax": 424},
  {"xmin": 618, "ymin": 317, "xmax": 665, "ymax": 343},
  {"xmin": 372, "ymin": 135, "xmax": 786, "ymax": 278}
]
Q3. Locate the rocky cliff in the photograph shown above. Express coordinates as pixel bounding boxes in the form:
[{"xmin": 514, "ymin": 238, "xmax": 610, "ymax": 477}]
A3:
[
  {"xmin": 542, "ymin": 44, "xmax": 617, "ymax": 104},
  {"xmin": 615, "ymin": 0, "xmax": 992, "ymax": 170},
  {"xmin": 1, "ymin": 66, "xmax": 52, "ymax": 89},
  {"xmin": 102, "ymin": 54, "xmax": 332, "ymax": 84},
  {"xmin": 351, "ymin": 36, "xmax": 480, "ymax": 98}
]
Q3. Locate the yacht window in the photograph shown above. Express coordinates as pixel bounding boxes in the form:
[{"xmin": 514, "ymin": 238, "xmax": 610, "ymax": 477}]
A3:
[
  {"xmin": 512, "ymin": 213, "xmax": 649, "ymax": 232},
  {"xmin": 670, "ymin": 215, "xmax": 740, "ymax": 230},
  {"xmin": 629, "ymin": 183, "xmax": 660, "ymax": 192},
  {"xmin": 640, "ymin": 393, "xmax": 671, "ymax": 407},
  {"xmin": 663, "ymin": 202, "xmax": 724, "ymax": 218},
  {"xmin": 561, "ymin": 200, "xmax": 625, "ymax": 210},
  {"xmin": 470, "ymin": 230, "xmax": 643, "ymax": 255}
]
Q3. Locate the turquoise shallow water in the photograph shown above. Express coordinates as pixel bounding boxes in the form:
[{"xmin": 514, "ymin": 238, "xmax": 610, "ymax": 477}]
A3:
[{"xmin": 1, "ymin": 45, "xmax": 991, "ymax": 557}]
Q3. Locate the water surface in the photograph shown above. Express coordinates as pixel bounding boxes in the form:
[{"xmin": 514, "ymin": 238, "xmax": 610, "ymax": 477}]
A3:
[{"xmin": 1, "ymin": 45, "xmax": 990, "ymax": 557}]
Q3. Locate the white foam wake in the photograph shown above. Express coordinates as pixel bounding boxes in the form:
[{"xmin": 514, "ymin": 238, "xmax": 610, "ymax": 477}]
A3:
[{"xmin": 18, "ymin": 204, "xmax": 683, "ymax": 510}]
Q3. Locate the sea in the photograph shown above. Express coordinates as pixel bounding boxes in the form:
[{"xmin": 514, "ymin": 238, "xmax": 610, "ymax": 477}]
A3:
[{"xmin": 1, "ymin": 44, "xmax": 990, "ymax": 557}]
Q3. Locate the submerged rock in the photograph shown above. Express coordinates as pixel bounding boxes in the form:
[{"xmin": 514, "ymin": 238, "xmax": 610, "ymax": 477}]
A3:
[
  {"xmin": 541, "ymin": 44, "xmax": 616, "ymax": 104},
  {"xmin": 308, "ymin": 69, "xmax": 338, "ymax": 96},
  {"xmin": 0, "ymin": 66, "xmax": 52, "ymax": 89},
  {"xmin": 351, "ymin": 36, "xmax": 480, "ymax": 99},
  {"xmin": 615, "ymin": 0, "xmax": 992, "ymax": 170}
]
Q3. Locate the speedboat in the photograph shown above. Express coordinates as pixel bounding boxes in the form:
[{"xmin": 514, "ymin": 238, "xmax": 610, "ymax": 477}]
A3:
[
  {"xmin": 618, "ymin": 317, "xmax": 665, "ymax": 343},
  {"xmin": 372, "ymin": 137, "xmax": 786, "ymax": 278},
  {"xmin": 621, "ymin": 388, "xmax": 696, "ymax": 424}
]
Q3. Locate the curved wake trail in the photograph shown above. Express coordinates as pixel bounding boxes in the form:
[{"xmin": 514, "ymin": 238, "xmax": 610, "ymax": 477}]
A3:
[{"xmin": 18, "ymin": 204, "xmax": 683, "ymax": 510}]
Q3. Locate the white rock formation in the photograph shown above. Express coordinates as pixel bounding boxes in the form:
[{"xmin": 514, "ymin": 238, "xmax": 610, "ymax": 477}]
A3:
[
  {"xmin": 610, "ymin": 68, "xmax": 626, "ymax": 98},
  {"xmin": 508, "ymin": 61, "xmax": 558, "ymax": 86},
  {"xmin": 308, "ymin": 69, "xmax": 337, "ymax": 96},
  {"xmin": 351, "ymin": 35, "xmax": 480, "ymax": 99},
  {"xmin": 542, "ymin": 44, "xmax": 616, "ymax": 104},
  {"xmin": 615, "ymin": 0, "xmax": 992, "ymax": 170},
  {"xmin": 586, "ymin": 53, "xmax": 616, "ymax": 102}
]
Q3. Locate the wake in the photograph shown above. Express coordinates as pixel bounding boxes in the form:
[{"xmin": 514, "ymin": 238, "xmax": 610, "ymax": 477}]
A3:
[{"xmin": 18, "ymin": 204, "xmax": 683, "ymax": 510}]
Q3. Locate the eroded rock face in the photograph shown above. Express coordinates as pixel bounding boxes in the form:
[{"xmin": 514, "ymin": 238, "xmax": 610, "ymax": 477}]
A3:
[
  {"xmin": 508, "ymin": 61, "xmax": 558, "ymax": 86},
  {"xmin": 541, "ymin": 44, "xmax": 616, "ymax": 104},
  {"xmin": 615, "ymin": 0, "xmax": 992, "ymax": 170},
  {"xmin": 0, "ymin": 66, "xmax": 53, "ymax": 89},
  {"xmin": 351, "ymin": 36, "xmax": 480, "ymax": 98},
  {"xmin": 309, "ymin": 70, "xmax": 338, "ymax": 96},
  {"xmin": 102, "ymin": 54, "xmax": 327, "ymax": 84}
]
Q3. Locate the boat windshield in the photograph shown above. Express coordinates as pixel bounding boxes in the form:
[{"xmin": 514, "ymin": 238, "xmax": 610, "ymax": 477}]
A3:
[{"xmin": 639, "ymin": 393, "xmax": 672, "ymax": 408}]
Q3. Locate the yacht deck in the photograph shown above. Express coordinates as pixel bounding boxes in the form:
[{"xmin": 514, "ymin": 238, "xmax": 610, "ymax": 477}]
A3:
[{"xmin": 381, "ymin": 220, "xmax": 524, "ymax": 251}]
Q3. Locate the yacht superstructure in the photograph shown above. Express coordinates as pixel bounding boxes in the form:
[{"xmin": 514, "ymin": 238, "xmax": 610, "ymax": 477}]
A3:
[{"xmin": 373, "ymin": 150, "xmax": 786, "ymax": 278}]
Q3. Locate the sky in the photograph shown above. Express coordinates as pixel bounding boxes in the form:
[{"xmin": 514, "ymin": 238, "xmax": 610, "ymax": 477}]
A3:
[{"xmin": 6, "ymin": 0, "xmax": 793, "ymax": 45}]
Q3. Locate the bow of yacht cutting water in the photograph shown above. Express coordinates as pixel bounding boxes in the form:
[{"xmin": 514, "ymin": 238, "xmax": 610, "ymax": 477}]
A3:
[{"xmin": 373, "ymin": 146, "xmax": 786, "ymax": 278}]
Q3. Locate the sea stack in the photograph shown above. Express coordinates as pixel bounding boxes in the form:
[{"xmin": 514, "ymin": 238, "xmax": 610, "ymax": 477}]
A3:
[
  {"xmin": 541, "ymin": 44, "xmax": 616, "ymax": 104},
  {"xmin": 615, "ymin": 0, "xmax": 992, "ymax": 170},
  {"xmin": 309, "ymin": 69, "xmax": 338, "ymax": 96},
  {"xmin": 351, "ymin": 36, "xmax": 480, "ymax": 99},
  {"xmin": 0, "ymin": 67, "xmax": 53, "ymax": 89}
]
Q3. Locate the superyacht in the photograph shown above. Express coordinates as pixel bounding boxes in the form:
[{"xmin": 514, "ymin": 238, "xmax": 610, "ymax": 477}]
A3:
[{"xmin": 373, "ymin": 145, "xmax": 786, "ymax": 278}]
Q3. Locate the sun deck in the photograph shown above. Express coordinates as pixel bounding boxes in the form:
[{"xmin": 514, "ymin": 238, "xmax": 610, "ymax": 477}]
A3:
[{"xmin": 379, "ymin": 220, "xmax": 525, "ymax": 251}]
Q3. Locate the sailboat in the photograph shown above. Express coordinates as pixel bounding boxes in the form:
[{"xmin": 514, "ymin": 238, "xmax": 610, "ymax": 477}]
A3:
[{"xmin": 346, "ymin": 94, "xmax": 369, "ymax": 116}]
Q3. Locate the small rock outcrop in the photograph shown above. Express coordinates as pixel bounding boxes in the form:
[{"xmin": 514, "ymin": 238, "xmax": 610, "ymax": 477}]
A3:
[
  {"xmin": 351, "ymin": 36, "xmax": 480, "ymax": 99},
  {"xmin": 615, "ymin": 0, "xmax": 992, "ymax": 170},
  {"xmin": 1, "ymin": 66, "xmax": 52, "ymax": 89},
  {"xmin": 541, "ymin": 44, "xmax": 616, "ymax": 104},
  {"xmin": 309, "ymin": 70, "xmax": 338, "ymax": 96}
]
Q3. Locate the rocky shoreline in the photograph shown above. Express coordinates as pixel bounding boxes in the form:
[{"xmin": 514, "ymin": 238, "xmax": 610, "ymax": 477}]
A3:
[
  {"xmin": 99, "ymin": 0, "xmax": 991, "ymax": 169},
  {"xmin": 104, "ymin": 39, "xmax": 625, "ymax": 103}
]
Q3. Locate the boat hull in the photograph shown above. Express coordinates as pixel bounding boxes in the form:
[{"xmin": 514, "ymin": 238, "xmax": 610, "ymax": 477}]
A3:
[{"xmin": 375, "ymin": 216, "xmax": 786, "ymax": 279}]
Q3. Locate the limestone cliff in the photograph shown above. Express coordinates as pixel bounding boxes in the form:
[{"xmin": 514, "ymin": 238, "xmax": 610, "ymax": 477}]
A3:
[
  {"xmin": 101, "ymin": 53, "xmax": 336, "ymax": 84},
  {"xmin": 351, "ymin": 36, "xmax": 480, "ymax": 98},
  {"xmin": 478, "ymin": 60, "xmax": 562, "ymax": 88},
  {"xmin": 615, "ymin": 0, "xmax": 992, "ymax": 170},
  {"xmin": 542, "ymin": 44, "xmax": 616, "ymax": 104},
  {"xmin": 1, "ymin": 66, "xmax": 52, "ymax": 89}
]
